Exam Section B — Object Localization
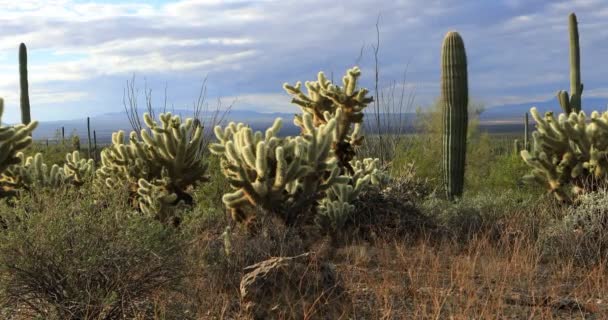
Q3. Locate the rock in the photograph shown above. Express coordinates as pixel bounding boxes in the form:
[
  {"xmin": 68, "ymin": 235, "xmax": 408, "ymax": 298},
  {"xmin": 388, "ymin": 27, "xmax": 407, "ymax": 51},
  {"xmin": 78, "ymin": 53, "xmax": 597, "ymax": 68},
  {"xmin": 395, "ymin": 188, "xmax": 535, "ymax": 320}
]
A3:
[{"xmin": 240, "ymin": 252, "xmax": 344, "ymax": 319}]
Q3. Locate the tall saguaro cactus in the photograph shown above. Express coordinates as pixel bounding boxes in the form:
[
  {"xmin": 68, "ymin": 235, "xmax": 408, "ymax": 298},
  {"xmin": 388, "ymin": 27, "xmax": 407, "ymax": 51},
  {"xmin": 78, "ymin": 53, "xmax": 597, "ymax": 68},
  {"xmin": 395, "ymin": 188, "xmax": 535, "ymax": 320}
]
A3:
[
  {"xmin": 87, "ymin": 117, "xmax": 92, "ymax": 159},
  {"xmin": 557, "ymin": 13, "xmax": 583, "ymax": 114},
  {"xmin": 19, "ymin": 43, "xmax": 31, "ymax": 125},
  {"xmin": 441, "ymin": 31, "xmax": 469, "ymax": 200},
  {"xmin": 524, "ymin": 112, "xmax": 529, "ymax": 151}
]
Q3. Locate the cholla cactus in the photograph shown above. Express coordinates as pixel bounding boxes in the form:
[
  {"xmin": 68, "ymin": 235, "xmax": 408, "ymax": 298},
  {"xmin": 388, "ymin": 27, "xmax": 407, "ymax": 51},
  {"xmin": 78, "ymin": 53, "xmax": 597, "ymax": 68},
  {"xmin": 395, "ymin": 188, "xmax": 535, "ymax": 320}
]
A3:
[
  {"xmin": 1, "ymin": 153, "xmax": 66, "ymax": 191},
  {"xmin": 520, "ymin": 107, "xmax": 608, "ymax": 202},
  {"xmin": 0, "ymin": 98, "xmax": 37, "ymax": 176},
  {"xmin": 64, "ymin": 151, "xmax": 95, "ymax": 186},
  {"xmin": 95, "ymin": 112, "xmax": 208, "ymax": 223},
  {"xmin": 210, "ymin": 112, "xmax": 345, "ymax": 226},
  {"xmin": 283, "ymin": 66, "xmax": 373, "ymax": 174},
  {"xmin": 137, "ymin": 177, "xmax": 185, "ymax": 226},
  {"xmin": 0, "ymin": 151, "xmax": 94, "ymax": 197},
  {"xmin": 316, "ymin": 158, "xmax": 390, "ymax": 232},
  {"xmin": 211, "ymin": 67, "xmax": 387, "ymax": 233}
]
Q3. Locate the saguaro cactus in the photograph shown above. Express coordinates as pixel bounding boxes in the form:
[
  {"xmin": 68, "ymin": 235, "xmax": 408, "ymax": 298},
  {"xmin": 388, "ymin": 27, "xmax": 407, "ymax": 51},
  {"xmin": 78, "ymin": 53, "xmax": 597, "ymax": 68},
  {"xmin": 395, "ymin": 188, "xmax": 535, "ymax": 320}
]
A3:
[
  {"xmin": 19, "ymin": 43, "xmax": 31, "ymax": 125},
  {"xmin": 441, "ymin": 31, "xmax": 469, "ymax": 200},
  {"xmin": 524, "ymin": 112, "xmax": 530, "ymax": 151},
  {"xmin": 557, "ymin": 13, "xmax": 583, "ymax": 114},
  {"xmin": 87, "ymin": 117, "xmax": 92, "ymax": 159}
]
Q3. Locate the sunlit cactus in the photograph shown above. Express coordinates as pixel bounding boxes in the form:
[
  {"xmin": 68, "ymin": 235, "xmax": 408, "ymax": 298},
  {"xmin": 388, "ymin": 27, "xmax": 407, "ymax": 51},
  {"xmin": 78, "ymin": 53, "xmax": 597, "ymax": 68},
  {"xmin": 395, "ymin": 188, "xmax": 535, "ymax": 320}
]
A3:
[
  {"xmin": 211, "ymin": 67, "xmax": 387, "ymax": 234},
  {"xmin": 520, "ymin": 107, "xmax": 608, "ymax": 202},
  {"xmin": 95, "ymin": 112, "xmax": 208, "ymax": 224}
]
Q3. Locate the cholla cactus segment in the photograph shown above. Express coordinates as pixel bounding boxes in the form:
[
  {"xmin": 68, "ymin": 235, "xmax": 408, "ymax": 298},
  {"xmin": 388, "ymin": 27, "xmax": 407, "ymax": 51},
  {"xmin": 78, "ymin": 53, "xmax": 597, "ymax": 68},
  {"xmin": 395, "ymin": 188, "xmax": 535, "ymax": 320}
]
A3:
[
  {"xmin": 350, "ymin": 158, "xmax": 391, "ymax": 186},
  {"xmin": 137, "ymin": 178, "xmax": 182, "ymax": 225},
  {"xmin": 1, "ymin": 152, "xmax": 66, "ymax": 190},
  {"xmin": 520, "ymin": 107, "xmax": 608, "ymax": 202},
  {"xmin": 283, "ymin": 66, "xmax": 373, "ymax": 173},
  {"xmin": 64, "ymin": 151, "xmax": 95, "ymax": 186},
  {"xmin": 316, "ymin": 197, "xmax": 355, "ymax": 232},
  {"xmin": 95, "ymin": 112, "xmax": 209, "ymax": 222},
  {"xmin": 0, "ymin": 98, "xmax": 38, "ymax": 176},
  {"xmin": 315, "ymin": 157, "xmax": 388, "ymax": 232}
]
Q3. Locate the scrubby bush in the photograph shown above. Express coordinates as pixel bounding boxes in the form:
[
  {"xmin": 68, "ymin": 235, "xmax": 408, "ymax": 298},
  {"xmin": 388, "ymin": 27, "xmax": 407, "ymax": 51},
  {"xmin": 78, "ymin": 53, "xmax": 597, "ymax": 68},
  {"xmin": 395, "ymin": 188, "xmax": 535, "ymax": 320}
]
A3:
[
  {"xmin": 540, "ymin": 189, "xmax": 608, "ymax": 265},
  {"xmin": 420, "ymin": 190, "xmax": 536, "ymax": 242},
  {"xmin": 0, "ymin": 187, "xmax": 187, "ymax": 319}
]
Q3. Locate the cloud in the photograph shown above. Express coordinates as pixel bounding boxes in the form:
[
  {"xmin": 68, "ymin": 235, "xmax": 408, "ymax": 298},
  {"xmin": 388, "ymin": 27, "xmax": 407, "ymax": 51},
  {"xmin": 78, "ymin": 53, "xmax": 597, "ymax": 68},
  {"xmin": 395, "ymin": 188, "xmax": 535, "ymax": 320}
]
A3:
[{"xmin": 0, "ymin": 0, "xmax": 606, "ymax": 122}]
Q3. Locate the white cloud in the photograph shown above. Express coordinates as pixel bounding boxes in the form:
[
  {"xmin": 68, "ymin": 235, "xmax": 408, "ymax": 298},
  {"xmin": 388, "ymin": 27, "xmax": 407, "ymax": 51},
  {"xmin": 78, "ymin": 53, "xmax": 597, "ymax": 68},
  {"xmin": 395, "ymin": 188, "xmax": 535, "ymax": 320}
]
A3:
[{"xmin": 0, "ymin": 0, "xmax": 606, "ymax": 121}]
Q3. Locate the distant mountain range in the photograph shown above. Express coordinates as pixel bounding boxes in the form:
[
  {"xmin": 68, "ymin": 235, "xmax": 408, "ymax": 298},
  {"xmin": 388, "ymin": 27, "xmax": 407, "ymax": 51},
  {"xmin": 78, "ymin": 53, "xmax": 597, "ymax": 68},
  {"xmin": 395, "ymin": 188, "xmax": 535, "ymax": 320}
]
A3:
[
  {"xmin": 25, "ymin": 96, "xmax": 608, "ymax": 143},
  {"xmin": 480, "ymin": 97, "xmax": 608, "ymax": 122}
]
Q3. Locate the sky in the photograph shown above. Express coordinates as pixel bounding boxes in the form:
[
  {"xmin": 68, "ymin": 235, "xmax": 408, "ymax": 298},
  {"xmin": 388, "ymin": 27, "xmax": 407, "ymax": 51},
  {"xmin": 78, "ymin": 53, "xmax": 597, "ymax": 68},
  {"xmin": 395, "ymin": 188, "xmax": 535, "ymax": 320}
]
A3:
[{"xmin": 0, "ymin": 0, "xmax": 607, "ymax": 123}]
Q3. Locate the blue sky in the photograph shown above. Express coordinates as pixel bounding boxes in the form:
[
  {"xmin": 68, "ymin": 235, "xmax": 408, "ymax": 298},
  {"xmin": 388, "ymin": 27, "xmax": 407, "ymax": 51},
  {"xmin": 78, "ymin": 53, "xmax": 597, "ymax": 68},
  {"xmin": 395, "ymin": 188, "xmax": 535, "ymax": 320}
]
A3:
[{"xmin": 0, "ymin": 0, "xmax": 607, "ymax": 123}]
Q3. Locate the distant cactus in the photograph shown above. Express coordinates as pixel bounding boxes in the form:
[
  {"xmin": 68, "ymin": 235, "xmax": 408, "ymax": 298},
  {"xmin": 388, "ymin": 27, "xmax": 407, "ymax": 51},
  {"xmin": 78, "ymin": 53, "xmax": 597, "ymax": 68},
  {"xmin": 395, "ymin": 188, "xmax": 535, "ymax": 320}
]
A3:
[
  {"xmin": 19, "ymin": 43, "xmax": 31, "ymax": 125},
  {"xmin": 524, "ymin": 112, "xmax": 530, "ymax": 151},
  {"xmin": 557, "ymin": 13, "xmax": 583, "ymax": 114},
  {"xmin": 441, "ymin": 31, "xmax": 469, "ymax": 200},
  {"xmin": 514, "ymin": 139, "xmax": 521, "ymax": 155},
  {"xmin": 95, "ymin": 112, "xmax": 208, "ymax": 224},
  {"xmin": 0, "ymin": 151, "xmax": 94, "ymax": 195},
  {"xmin": 87, "ymin": 116, "xmax": 92, "ymax": 159},
  {"xmin": 71, "ymin": 133, "xmax": 81, "ymax": 151},
  {"xmin": 1, "ymin": 153, "xmax": 66, "ymax": 191},
  {"xmin": 64, "ymin": 151, "xmax": 95, "ymax": 186}
]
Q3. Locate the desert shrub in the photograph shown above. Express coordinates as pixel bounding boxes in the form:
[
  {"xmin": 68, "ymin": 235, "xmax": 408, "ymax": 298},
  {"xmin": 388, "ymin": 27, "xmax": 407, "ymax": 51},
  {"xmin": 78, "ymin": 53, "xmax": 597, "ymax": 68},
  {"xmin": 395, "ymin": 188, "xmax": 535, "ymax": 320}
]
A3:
[
  {"xmin": 344, "ymin": 165, "xmax": 438, "ymax": 243},
  {"xmin": 390, "ymin": 99, "xmax": 490, "ymax": 194},
  {"xmin": 540, "ymin": 189, "xmax": 608, "ymax": 266},
  {"xmin": 0, "ymin": 187, "xmax": 187, "ymax": 319},
  {"xmin": 180, "ymin": 212, "xmax": 308, "ymax": 316},
  {"xmin": 420, "ymin": 190, "xmax": 537, "ymax": 242}
]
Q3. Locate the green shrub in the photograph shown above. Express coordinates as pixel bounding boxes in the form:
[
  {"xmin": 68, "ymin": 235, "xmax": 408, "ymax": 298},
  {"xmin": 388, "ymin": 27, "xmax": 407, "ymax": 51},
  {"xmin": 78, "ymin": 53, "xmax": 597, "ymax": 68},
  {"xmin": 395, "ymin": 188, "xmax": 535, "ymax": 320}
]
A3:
[
  {"xmin": 0, "ymin": 187, "xmax": 186, "ymax": 319},
  {"xmin": 540, "ymin": 189, "xmax": 608, "ymax": 265},
  {"xmin": 420, "ymin": 190, "xmax": 536, "ymax": 242}
]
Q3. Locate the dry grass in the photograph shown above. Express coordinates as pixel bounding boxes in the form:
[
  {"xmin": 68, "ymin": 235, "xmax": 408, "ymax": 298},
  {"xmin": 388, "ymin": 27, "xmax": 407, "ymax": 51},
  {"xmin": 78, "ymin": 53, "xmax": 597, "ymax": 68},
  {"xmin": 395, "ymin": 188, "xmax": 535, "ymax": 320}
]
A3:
[{"xmin": 159, "ymin": 191, "xmax": 607, "ymax": 320}]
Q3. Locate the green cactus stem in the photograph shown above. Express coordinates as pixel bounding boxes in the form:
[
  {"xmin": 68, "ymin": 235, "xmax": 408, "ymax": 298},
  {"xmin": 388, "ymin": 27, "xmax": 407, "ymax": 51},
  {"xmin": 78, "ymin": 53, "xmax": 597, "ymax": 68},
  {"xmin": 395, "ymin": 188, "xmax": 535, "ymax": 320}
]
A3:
[
  {"xmin": 524, "ymin": 112, "xmax": 530, "ymax": 151},
  {"xmin": 87, "ymin": 116, "xmax": 92, "ymax": 159},
  {"xmin": 19, "ymin": 43, "xmax": 31, "ymax": 125},
  {"xmin": 557, "ymin": 13, "xmax": 583, "ymax": 114},
  {"xmin": 441, "ymin": 31, "xmax": 469, "ymax": 200}
]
